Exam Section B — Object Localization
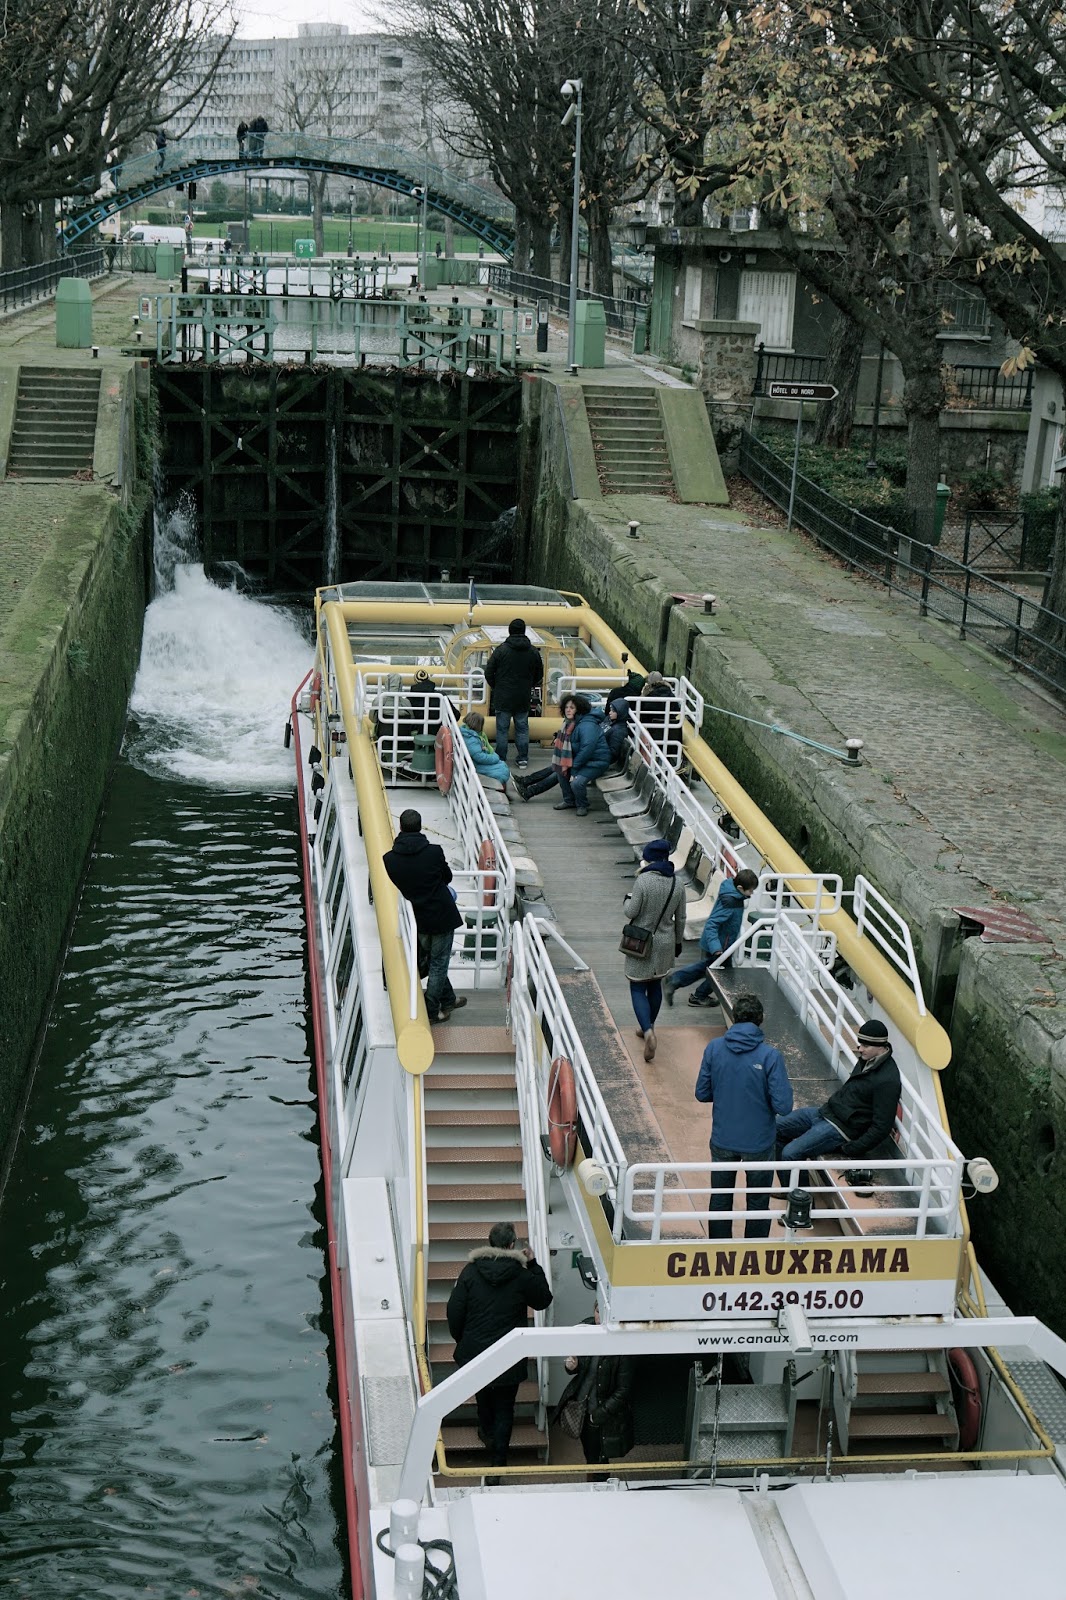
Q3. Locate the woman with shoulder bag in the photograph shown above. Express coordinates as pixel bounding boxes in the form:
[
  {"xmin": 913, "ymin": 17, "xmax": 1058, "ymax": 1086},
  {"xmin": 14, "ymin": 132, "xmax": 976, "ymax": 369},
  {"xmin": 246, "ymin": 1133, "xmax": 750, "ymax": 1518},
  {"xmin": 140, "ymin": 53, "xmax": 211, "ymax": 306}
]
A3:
[
  {"xmin": 621, "ymin": 839, "xmax": 686, "ymax": 1062},
  {"xmin": 555, "ymin": 1306, "xmax": 635, "ymax": 1474}
]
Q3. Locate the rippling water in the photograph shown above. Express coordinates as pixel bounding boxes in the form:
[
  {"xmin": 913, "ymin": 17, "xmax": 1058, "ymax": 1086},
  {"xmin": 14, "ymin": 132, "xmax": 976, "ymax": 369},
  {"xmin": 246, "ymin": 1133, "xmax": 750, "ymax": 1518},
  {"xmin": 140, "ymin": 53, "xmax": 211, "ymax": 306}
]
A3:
[{"xmin": 0, "ymin": 528, "xmax": 344, "ymax": 1596}]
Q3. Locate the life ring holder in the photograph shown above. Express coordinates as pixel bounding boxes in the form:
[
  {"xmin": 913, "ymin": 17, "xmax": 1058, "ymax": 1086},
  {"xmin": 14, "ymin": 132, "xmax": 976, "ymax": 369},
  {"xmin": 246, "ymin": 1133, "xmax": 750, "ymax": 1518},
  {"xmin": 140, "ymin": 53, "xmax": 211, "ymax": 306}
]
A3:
[
  {"xmin": 948, "ymin": 1347, "xmax": 982, "ymax": 1450},
  {"xmin": 546, "ymin": 1055, "xmax": 578, "ymax": 1168},
  {"xmin": 435, "ymin": 726, "xmax": 454, "ymax": 794},
  {"xmin": 477, "ymin": 838, "xmax": 497, "ymax": 908}
]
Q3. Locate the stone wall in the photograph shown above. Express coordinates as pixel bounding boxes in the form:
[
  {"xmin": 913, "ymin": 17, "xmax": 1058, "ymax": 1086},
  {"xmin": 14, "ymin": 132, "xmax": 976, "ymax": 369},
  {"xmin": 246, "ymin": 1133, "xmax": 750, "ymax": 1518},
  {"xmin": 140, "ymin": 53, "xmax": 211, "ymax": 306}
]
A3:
[{"xmin": 0, "ymin": 393, "xmax": 151, "ymax": 1161}]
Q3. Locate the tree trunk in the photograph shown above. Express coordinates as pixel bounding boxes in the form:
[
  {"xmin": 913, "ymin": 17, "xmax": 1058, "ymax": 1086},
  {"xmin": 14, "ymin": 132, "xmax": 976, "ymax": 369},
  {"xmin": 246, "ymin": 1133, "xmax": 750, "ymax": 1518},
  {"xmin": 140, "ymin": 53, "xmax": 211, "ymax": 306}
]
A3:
[
  {"xmin": 1036, "ymin": 494, "xmax": 1066, "ymax": 661},
  {"xmin": 902, "ymin": 368, "xmax": 943, "ymax": 545},
  {"xmin": 529, "ymin": 218, "xmax": 552, "ymax": 280},
  {"xmin": 587, "ymin": 198, "xmax": 614, "ymax": 301},
  {"xmin": 0, "ymin": 200, "xmax": 23, "ymax": 269},
  {"xmin": 814, "ymin": 314, "xmax": 864, "ymax": 446},
  {"xmin": 512, "ymin": 215, "xmax": 531, "ymax": 275},
  {"xmin": 312, "ymin": 174, "xmax": 325, "ymax": 255}
]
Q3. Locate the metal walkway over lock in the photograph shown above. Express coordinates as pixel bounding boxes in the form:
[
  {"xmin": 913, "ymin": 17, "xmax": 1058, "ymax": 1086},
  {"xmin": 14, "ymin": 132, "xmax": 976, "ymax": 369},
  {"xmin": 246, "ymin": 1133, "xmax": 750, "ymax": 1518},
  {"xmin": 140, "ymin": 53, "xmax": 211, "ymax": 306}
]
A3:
[{"xmin": 65, "ymin": 134, "xmax": 516, "ymax": 258}]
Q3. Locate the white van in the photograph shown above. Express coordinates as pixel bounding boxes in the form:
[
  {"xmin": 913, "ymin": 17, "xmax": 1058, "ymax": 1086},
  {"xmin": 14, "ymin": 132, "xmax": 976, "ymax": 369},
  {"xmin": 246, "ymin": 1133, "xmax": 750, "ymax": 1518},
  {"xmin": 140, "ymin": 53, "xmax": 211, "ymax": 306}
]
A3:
[{"xmin": 123, "ymin": 224, "xmax": 187, "ymax": 247}]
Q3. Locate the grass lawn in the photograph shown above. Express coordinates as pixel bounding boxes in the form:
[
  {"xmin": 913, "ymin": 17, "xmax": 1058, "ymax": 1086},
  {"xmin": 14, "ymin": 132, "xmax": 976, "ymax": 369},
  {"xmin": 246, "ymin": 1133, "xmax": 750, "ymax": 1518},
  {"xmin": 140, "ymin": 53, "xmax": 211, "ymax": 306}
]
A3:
[{"xmin": 190, "ymin": 216, "xmax": 481, "ymax": 254}]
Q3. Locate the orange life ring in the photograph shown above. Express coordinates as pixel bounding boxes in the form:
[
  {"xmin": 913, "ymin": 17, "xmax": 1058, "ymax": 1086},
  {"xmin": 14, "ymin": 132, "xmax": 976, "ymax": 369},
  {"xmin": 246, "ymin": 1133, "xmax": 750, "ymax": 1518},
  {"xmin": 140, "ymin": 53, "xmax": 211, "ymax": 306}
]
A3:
[
  {"xmin": 435, "ymin": 726, "xmax": 454, "ymax": 794},
  {"xmin": 948, "ymin": 1348, "xmax": 982, "ymax": 1450},
  {"xmin": 309, "ymin": 670, "xmax": 322, "ymax": 714},
  {"xmin": 547, "ymin": 1056, "xmax": 578, "ymax": 1168},
  {"xmin": 477, "ymin": 838, "xmax": 497, "ymax": 907}
]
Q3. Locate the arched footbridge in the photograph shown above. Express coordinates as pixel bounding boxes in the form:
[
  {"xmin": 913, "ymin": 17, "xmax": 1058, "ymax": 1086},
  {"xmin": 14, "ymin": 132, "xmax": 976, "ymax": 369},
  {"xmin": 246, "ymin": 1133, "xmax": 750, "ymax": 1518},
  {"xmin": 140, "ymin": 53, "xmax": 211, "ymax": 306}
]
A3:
[{"xmin": 65, "ymin": 134, "xmax": 516, "ymax": 257}]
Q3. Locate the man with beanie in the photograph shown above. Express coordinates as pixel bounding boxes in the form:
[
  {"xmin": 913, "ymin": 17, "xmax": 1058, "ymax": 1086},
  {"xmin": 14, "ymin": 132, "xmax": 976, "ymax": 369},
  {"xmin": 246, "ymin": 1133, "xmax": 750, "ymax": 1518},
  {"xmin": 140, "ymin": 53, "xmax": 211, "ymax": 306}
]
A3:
[
  {"xmin": 383, "ymin": 809, "xmax": 466, "ymax": 1022},
  {"xmin": 485, "ymin": 618, "xmax": 543, "ymax": 769},
  {"xmin": 776, "ymin": 1019, "xmax": 901, "ymax": 1181},
  {"xmin": 447, "ymin": 1221, "xmax": 553, "ymax": 1472},
  {"xmin": 696, "ymin": 993, "xmax": 793, "ymax": 1238}
]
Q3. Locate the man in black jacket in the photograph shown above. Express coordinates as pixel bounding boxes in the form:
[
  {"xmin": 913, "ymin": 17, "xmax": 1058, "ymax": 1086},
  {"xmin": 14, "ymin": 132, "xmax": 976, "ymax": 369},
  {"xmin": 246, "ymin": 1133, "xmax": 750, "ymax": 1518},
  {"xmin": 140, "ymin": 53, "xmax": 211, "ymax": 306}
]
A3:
[
  {"xmin": 447, "ymin": 1221, "xmax": 553, "ymax": 1469},
  {"xmin": 776, "ymin": 1018, "xmax": 901, "ymax": 1181},
  {"xmin": 485, "ymin": 618, "xmax": 542, "ymax": 769},
  {"xmin": 383, "ymin": 809, "xmax": 465, "ymax": 1021}
]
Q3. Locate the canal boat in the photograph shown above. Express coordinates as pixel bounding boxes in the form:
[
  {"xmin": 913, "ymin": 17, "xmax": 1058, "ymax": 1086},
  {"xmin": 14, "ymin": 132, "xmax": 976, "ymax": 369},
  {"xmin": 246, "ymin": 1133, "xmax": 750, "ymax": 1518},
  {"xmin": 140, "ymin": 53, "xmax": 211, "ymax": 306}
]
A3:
[{"xmin": 290, "ymin": 581, "xmax": 1066, "ymax": 1599}]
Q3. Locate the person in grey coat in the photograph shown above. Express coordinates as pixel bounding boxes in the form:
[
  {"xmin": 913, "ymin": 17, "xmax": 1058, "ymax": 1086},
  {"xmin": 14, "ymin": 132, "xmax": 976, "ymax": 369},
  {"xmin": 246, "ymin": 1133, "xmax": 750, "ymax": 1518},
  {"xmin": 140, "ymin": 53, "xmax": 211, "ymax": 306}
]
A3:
[{"xmin": 622, "ymin": 839, "xmax": 686, "ymax": 1062}]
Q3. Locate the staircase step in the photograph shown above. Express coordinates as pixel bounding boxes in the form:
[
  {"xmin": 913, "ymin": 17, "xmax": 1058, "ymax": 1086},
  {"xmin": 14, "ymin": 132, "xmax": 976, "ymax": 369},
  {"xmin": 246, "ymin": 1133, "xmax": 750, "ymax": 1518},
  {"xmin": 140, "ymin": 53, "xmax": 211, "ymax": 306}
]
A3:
[
  {"xmin": 428, "ymin": 1026, "xmax": 515, "ymax": 1055},
  {"xmin": 427, "ymin": 1183, "xmax": 526, "ymax": 1202},
  {"xmin": 424, "ymin": 1073, "xmax": 516, "ymax": 1092},
  {"xmin": 426, "ymin": 1145, "xmax": 521, "ymax": 1164},
  {"xmin": 429, "ymin": 1220, "xmax": 528, "ymax": 1240},
  {"xmin": 848, "ymin": 1411, "xmax": 958, "ymax": 1439},
  {"xmin": 425, "ymin": 1108, "xmax": 520, "ymax": 1126},
  {"xmin": 440, "ymin": 1424, "xmax": 545, "ymax": 1452},
  {"xmin": 856, "ymin": 1372, "xmax": 951, "ymax": 1397}
]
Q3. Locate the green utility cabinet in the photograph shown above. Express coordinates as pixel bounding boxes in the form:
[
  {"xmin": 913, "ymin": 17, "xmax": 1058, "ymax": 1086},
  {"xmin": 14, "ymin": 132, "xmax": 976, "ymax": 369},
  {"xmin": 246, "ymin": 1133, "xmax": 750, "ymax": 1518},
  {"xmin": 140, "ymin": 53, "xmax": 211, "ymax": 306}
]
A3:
[
  {"xmin": 574, "ymin": 300, "xmax": 606, "ymax": 367},
  {"xmin": 55, "ymin": 278, "xmax": 92, "ymax": 348},
  {"xmin": 155, "ymin": 243, "xmax": 180, "ymax": 279},
  {"xmin": 422, "ymin": 257, "xmax": 444, "ymax": 291},
  {"xmin": 294, "ymin": 239, "xmax": 316, "ymax": 259}
]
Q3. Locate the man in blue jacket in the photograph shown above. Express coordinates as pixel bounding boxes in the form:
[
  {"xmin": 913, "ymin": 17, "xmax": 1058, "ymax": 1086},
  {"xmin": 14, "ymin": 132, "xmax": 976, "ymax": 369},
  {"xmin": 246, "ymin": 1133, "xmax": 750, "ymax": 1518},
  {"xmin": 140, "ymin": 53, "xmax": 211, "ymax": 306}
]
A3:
[
  {"xmin": 695, "ymin": 993, "xmax": 793, "ymax": 1238},
  {"xmin": 665, "ymin": 868, "xmax": 759, "ymax": 1008}
]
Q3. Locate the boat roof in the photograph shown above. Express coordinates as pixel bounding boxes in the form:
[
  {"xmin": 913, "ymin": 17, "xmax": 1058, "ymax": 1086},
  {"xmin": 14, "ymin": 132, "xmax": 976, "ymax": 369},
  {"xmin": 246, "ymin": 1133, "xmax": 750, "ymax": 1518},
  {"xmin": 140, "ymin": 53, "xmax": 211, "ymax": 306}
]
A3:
[{"xmin": 321, "ymin": 581, "xmax": 573, "ymax": 606}]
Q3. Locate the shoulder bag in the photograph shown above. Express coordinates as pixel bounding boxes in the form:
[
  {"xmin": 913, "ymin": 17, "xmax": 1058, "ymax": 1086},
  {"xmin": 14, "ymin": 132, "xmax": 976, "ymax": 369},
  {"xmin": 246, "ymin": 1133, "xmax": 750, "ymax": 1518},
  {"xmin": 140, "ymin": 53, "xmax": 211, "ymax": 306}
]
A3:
[{"xmin": 619, "ymin": 879, "xmax": 676, "ymax": 960}]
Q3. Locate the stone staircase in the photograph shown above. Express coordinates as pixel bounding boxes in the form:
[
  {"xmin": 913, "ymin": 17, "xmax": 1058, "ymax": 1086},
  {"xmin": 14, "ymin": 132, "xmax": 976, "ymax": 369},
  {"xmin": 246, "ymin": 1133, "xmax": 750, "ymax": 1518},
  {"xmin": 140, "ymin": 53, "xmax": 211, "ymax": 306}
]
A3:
[
  {"xmin": 6, "ymin": 366, "xmax": 101, "ymax": 479},
  {"xmin": 424, "ymin": 1024, "xmax": 546, "ymax": 1466},
  {"xmin": 583, "ymin": 384, "xmax": 675, "ymax": 495}
]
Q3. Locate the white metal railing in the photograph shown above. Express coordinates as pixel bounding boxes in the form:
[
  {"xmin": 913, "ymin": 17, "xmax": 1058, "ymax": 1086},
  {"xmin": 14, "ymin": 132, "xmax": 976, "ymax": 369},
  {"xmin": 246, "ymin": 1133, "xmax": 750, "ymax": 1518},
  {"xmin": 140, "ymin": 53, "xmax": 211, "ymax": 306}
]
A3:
[
  {"xmin": 622, "ymin": 1154, "xmax": 963, "ymax": 1240},
  {"xmin": 354, "ymin": 667, "xmax": 487, "ymax": 784},
  {"xmin": 397, "ymin": 894, "xmax": 421, "ymax": 1019},
  {"xmin": 620, "ymin": 913, "xmax": 964, "ymax": 1241},
  {"xmin": 757, "ymin": 871, "xmax": 843, "ymax": 922},
  {"xmin": 511, "ymin": 918, "xmax": 627, "ymax": 1209},
  {"xmin": 851, "ymin": 874, "xmax": 927, "ymax": 1014},
  {"xmin": 636, "ymin": 725, "xmax": 748, "ymax": 878},
  {"xmin": 439, "ymin": 699, "xmax": 516, "ymax": 984}
]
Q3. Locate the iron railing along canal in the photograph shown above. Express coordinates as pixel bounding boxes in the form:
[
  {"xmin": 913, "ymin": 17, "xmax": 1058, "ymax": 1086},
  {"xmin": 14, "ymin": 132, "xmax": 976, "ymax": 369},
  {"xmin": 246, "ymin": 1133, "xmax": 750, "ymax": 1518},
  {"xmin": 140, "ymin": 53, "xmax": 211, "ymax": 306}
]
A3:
[
  {"xmin": 739, "ymin": 428, "xmax": 1066, "ymax": 694},
  {"xmin": 0, "ymin": 246, "xmax": 108, "ymax": 314}
]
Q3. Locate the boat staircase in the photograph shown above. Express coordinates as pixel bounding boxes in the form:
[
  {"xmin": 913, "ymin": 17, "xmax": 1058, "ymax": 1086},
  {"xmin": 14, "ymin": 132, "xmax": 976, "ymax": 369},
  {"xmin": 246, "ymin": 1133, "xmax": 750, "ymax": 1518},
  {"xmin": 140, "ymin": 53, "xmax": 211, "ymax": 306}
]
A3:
[
  {"xmin": 583, "ymin": 385, "xmax": 675, "ymax": 495},
  {"xmin": 424, "ymin": 1022, "xmax": 547, "ymax": 1466},
  {"xmin": 6, "ymin": 366, "xmax": 101, "ymax": 479},
  {"xmin": 836, "ymin": 1350, "xmax": 959, "ymax": 1453}
]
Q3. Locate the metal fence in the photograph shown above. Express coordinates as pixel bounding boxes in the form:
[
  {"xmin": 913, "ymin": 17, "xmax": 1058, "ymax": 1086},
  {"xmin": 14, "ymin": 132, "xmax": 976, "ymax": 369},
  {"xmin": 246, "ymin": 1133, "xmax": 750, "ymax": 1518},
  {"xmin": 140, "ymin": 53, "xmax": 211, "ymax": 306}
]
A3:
[
  {"xmin": 739, "ymin": 428, "xmax": 1066, "ymax": 695},
  {"xmin": 0, "ymin": 247, "xmax": 108, "ymax": 314},
  {"xmin": 485, "ymin": 265, "xmax": 648, "ymax": 334},
  {"xmin": 753, "ymin": 348, "xmax": 1032, "ymax": 411}
]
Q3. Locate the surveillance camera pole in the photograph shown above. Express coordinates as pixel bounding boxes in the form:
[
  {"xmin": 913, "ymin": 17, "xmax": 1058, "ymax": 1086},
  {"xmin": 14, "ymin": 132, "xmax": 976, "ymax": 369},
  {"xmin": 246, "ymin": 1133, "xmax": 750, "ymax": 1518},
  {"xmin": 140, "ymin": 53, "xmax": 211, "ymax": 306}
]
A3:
[{"xmin": 561, "ymin": 79, "xmax": 583, "ymax": 376}]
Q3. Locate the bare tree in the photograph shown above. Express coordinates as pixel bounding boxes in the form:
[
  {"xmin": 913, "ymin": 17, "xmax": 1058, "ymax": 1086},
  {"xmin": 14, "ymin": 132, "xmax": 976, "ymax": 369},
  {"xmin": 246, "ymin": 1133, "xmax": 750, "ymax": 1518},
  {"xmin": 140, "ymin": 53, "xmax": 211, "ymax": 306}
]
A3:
[
  {"xmin": 277, "ymin": 61, "xmax": 353, "ymax": 255},
  {"xmin": 0, "ymin": 0, "xmax": 234, "ymax": 266}
]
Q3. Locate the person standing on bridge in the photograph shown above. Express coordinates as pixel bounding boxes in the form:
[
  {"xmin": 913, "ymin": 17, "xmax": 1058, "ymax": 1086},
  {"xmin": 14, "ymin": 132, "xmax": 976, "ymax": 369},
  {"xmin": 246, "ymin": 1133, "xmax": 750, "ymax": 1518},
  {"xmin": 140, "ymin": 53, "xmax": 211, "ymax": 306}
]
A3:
[
  {"xmin": 695, "ymin": 993, "xmax": 793, "ymax": 1239},
  {"xmin": 154, "ymin": 129, "xmax": 167, "ymax": 172},
  {"xmin": 249, "ymin": 115, "xmax": 268, "ymax": 157},
  {"xmin": 237, "ymin": 119, "xmax": 248, "ymax": 158}
]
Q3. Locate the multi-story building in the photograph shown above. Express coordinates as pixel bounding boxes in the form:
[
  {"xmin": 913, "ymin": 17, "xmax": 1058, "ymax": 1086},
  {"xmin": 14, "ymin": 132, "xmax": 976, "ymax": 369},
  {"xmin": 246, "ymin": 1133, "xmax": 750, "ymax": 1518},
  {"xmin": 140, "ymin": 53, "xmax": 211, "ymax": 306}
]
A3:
[{"xmin": 165, "ymin": 24, "xmax": 427, "ymax": 151}]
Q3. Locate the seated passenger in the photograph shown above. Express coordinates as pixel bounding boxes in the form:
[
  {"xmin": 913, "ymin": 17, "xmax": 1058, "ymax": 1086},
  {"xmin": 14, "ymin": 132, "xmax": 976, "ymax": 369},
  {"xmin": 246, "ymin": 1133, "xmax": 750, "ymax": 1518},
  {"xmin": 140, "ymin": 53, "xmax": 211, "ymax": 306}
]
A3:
[
  {"xmin": 776, "ymin": 1019, "xmax": 900, "ymax": 1180},
  {"xmin": 513, "ymin": 694, "xmax": 610, "ymax": 817},
  {"xmin": 664, "ymin": 868, "xmax": 759, "ymax": 1008},
  {"xmin": 637, "ymin": 672, "xmax": 682, "ymax": 753},
  {"xmin": 459, "ymin": 711, "xmax": 519, "ymax": 795},
  {"xmin": 604, "ymin": 694, "xmax": 631, "ymax": 768}
]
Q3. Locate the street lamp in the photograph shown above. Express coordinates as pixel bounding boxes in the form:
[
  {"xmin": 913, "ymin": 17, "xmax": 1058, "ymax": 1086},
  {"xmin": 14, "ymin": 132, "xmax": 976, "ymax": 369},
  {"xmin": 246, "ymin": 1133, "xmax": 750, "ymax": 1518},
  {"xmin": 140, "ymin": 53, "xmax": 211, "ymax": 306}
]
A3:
[
  {"xmin": 412, "ymin": 184, "xmax": 429, "ymax": 288},
  {"xmin": 561, "ymin": 78, "xmax": 583, "ymax": 375},
  {"xmin": 347, "ymin": 186, "xmax": 355, "ymax": 257}
]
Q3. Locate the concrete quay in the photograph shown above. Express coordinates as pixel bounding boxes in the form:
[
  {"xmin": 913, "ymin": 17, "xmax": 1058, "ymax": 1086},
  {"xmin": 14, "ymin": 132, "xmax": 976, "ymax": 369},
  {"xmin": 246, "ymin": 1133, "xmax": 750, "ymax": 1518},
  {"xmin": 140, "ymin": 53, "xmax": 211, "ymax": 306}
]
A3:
[{"xmin": 521, "ymin": 370, "xmax": 1066, "ymax": 1329}]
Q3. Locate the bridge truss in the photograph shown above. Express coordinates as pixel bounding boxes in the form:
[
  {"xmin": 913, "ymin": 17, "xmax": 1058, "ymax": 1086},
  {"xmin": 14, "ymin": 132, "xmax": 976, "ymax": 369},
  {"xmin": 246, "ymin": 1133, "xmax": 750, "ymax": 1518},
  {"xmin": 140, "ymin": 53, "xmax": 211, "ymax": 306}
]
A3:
[{"xmin": 65, "ymin": 134, "xmax": 516, "ymax": 259}]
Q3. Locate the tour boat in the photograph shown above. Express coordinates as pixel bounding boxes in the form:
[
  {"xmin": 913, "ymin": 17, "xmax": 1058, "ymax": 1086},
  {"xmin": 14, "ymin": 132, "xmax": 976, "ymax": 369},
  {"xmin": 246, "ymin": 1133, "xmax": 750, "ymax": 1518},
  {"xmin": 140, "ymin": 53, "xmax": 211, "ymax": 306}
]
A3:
[{"xmin": 290, "ymin": 580, "xmax": 1066, "ymax": 1599}]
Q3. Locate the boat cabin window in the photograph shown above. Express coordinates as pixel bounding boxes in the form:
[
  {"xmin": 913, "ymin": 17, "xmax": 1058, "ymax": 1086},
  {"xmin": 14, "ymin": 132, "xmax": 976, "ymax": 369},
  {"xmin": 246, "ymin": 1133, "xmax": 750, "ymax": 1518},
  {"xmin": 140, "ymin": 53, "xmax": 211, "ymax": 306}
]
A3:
[
  {"xmin": 334, "ymin": 923, "xmax": 355, "ymax": 1008},
  {"xmin": 340, "ymin": 1003, "xmax": 366, "ymax": 1095}
]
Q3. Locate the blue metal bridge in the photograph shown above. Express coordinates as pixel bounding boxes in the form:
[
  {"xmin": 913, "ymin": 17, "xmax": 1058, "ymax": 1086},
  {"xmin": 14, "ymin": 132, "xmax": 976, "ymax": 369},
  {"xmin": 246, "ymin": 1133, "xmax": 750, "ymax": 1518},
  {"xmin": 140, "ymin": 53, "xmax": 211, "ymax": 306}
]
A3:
[{"xmin": 65, "ymin": 134, "xmax": 516, "ymax": 257}]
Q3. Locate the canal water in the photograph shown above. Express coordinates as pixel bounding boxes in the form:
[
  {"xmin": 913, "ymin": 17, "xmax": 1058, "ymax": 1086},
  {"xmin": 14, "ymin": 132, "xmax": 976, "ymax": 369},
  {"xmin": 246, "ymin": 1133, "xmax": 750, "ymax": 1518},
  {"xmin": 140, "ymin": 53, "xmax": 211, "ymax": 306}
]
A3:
[{"xmin": 0, "ymin": 510, "xmax": 346, "ymax": 1597}]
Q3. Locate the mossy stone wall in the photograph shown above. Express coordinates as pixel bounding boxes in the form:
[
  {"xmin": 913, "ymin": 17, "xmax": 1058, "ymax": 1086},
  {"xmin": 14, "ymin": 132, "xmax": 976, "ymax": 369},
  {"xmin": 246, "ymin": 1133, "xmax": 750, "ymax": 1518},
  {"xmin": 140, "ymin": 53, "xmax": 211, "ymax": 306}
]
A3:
[{"xmin": 0, "ymin": 464, "xmax": 150, "ymax": 1156}]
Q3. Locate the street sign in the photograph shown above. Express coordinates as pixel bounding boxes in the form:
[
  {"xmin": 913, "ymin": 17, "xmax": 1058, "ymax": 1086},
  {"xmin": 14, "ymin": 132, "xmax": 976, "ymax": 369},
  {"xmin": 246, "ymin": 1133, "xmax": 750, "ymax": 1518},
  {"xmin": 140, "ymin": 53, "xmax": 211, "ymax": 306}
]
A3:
[{"xmin": 767, "ymin": 381, "xmax": 838, "ymax": 401}]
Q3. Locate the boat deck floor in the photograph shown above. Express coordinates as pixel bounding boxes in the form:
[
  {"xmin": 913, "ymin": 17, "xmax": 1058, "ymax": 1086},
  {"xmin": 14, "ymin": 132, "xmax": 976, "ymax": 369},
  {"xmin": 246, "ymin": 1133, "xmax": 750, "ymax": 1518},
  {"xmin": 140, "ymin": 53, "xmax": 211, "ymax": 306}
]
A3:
[{"xmin": 391, "ymin": 774, "xmax": 913, "ymax": 1239}]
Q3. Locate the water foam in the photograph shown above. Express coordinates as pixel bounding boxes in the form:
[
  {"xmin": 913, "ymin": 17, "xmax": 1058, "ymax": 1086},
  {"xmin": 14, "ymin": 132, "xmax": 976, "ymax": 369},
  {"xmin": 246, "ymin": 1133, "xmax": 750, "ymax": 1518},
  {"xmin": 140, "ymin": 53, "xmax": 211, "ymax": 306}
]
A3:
[{"xmin": 127, "ymin": 496, "xmax": 311, "ymax": 789}]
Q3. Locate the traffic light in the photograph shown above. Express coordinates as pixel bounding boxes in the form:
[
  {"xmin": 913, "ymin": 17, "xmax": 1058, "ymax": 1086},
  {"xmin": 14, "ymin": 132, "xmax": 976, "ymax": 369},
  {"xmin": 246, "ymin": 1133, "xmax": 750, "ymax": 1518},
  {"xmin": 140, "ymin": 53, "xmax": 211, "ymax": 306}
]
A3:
[
  {"xmin": 175, "ymin": 182, "xmax": 185, "ymax": 192},
  {"xmin": 188, "ymin": 183, "xmax": 197, "ymax": 201}
]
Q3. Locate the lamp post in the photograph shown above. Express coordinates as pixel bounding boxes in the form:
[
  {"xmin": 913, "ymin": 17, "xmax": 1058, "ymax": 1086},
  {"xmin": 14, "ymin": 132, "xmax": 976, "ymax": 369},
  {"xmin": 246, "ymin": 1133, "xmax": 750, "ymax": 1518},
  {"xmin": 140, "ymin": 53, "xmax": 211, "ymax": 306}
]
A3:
[
  {"xmin": 561, "ymin": 77, "xmax": 583, "ymax": 375},
  {"xmin": 419, "ymin": 182, "xmax": 429, "ymax": 288},
  {"xmin": 347, "ymin": 186, "xmax": 355, "ymax": 257}
]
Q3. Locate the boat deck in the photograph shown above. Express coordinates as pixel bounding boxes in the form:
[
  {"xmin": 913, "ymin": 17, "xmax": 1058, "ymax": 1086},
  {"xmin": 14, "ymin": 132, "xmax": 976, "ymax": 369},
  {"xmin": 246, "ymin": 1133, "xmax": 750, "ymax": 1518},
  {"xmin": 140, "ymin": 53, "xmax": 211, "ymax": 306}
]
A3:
[{"xmin": 393, "ymin": 763, "xmax": 916, "ymax": 1240}]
